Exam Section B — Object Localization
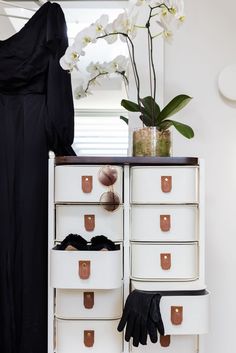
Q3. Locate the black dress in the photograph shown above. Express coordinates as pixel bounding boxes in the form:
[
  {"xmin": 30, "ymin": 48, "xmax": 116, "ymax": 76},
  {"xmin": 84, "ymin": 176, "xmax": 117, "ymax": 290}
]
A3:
[{"xmin": 0, "ymin": 2, "xmax": 75, "ymax": 353}]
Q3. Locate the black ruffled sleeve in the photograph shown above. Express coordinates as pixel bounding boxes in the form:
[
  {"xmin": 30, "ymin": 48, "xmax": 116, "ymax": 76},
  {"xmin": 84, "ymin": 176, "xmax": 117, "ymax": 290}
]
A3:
[{"xmin": 45, "ymin": 3, "xmax": 76, "ymax": 156}]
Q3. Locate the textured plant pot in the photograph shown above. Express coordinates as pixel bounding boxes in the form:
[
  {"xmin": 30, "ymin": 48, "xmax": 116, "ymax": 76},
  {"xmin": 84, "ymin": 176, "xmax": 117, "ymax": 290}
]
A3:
[{"xmin": 133, "ymin": 127, "xmax": 171, "ymax": 157}]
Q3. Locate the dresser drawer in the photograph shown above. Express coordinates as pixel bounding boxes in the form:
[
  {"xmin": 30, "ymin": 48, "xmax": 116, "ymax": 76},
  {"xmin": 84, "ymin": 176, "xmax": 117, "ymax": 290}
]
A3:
[
  {"xmin": 56, "ymin": 319, "xmax": 122, "ymax": 353},
  {"xmin": 131, "ymin": 166, "xmax": 198, "ymax": 204},
  {"xmin": 131, "ymin": 243, "xmax": 198, "ymax": 281},
  {"xmin": 55, "ymin": 165, "xmax": 123, "ymax": 203},
  {"xmin": 130, "ymin": 283, "xmax": 209, "ymax": 335},
  {"xmin": 50, "ymin": 247, "xmax": 122, "ymax": 289},
  {"xmin": 160, "ymin": 291, "xmax": 209, "ymax": 335},
  {"xmin": 130, "ymin": 335, "xmax": 198, "ymax": 352},
  {"xmin": 131, "ymin": 205, "xmax": 197, "ymax": 242},
  {"xmin": 55, "ymin": 287, "xmax": 123, "ymax": 319},
  {"xmin": 56, "ymin": 205, "xmax": 123, "ymax": 242}
]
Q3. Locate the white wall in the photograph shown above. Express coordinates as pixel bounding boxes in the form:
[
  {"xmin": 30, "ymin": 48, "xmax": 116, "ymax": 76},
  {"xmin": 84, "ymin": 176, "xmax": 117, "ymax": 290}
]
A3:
[{"xmin": 164, "ymin": 1, "xmax": 236, "ymax": 352}]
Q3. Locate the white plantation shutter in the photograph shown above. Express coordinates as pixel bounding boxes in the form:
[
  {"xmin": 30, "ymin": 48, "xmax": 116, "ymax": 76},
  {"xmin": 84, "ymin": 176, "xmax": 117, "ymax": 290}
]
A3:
[{"xmin": 73, "ymin": 109, "xmax": 129, "ymax": 156}]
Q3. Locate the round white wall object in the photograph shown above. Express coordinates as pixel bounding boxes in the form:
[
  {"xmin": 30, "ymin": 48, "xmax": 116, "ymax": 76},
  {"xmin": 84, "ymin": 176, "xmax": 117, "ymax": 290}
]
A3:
[{"xmin": 218, "ymin": 64, "xmax": 236, "ymax": 101}]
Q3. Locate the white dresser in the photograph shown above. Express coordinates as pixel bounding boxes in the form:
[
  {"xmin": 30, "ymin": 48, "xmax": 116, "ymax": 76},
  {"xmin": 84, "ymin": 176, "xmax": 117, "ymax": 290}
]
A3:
[{"xmin": 48, "ymin": 155, "xmax": 209, "ymax": 353}]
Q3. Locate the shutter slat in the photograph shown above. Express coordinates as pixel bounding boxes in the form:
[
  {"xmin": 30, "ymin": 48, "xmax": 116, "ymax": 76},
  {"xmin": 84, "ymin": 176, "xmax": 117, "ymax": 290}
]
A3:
[{"xmin": 73, "ymin": 112, "xmax": 128, "ymax": 156}]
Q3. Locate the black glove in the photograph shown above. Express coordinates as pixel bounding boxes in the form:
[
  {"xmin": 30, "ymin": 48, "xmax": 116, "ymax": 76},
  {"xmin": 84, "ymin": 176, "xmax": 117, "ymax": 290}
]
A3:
[
  {"xmin": 90, "ymin": 235, "xmax": 117, "ymax": 251},
  {"xmin": 58, "ymin": 234, "xmax": 88, "ymax": 251},
  {"xmin": 147, "ymin": 293, "xmax": 164, "ymax": 343},
  {"xmin": 117, "ymin": 290, "xmax": 163, "ymax": 347}
]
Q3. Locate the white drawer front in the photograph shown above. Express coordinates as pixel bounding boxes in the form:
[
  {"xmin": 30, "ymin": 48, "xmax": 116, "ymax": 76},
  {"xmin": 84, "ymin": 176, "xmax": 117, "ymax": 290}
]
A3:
[
  {"xmin": 56, "ymin": 205, "xmax": 123, "ymax": 242},
  {"xmin": 51, "ymin": 248, "xmax": 122, "ymax": 289},
  {"xmin": 56, "ymin": 319, "xmax": 122, "ymax": 353},
  {"xmin": 161, "ymin": 292, "xmax": 209, "ymax": 334},
  {"xmin": 55, "ymin": 165, "xmax": 123, "ymax": 203},
  {"xmin": 131, "ymin": 205, "xmax": 197, "ymax": 242},
  {"xmin": 131, "ymin": 166, "xmax": 198, "ymax": 204},
  {"xmin": 131, "ymin": 335, "xmax": 198, "ymax": 352},
  {"xmin": 131, "ymin": 243, "xmax": 198, "ymax": 280},
  {"xmin": 55, "ymin": 288, "xmax": 123, "ymax": 319}
]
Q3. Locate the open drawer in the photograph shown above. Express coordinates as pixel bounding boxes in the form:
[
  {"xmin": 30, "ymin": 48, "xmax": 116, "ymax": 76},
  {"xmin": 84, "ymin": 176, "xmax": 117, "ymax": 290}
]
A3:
[
  {"xmin": 50, "ymin": 246, "xmax": 122, "ymax": 289},
  {"xmin": 56, "ymin": 204, "xmax": 123, "ymax": 242},
  {"xmin": 55, "ymin": 287, "xmax": 123, "ymax": 320},
  {"xmin": 131, "ymin": 283, "xmax": 209, "ymax": 335},
  {"xmin": 160, "ymin": 291, "xmax": 209, "ymax": 335},
  {"xmin": 131, "ymin": 242, "xmax": 198, "ymax": 281},
  {"xmin": 56, "ymin": 319, "xmax": 122, "ymax": 353}
]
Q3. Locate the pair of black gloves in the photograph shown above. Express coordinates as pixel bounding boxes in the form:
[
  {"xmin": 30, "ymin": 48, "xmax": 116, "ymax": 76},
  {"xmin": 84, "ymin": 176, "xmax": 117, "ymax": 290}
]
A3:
[
  {"xmin": 117, "ymin": 290, "xmax": 164, "ymax": 347},
  {"xmin": 58, "ymin": 234, "xmax": 117, "ymax": 251}
]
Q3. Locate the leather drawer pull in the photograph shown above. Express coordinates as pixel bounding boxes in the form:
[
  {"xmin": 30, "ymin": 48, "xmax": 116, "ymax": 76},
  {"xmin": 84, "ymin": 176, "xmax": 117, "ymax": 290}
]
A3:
[
  {"xmin": 83, "ymin": 292, "xmax": 94, "ymax": 309},
  {"xmin": 82, "ymin": 176, "xmax": 93, "ymax": 193},
  {"xmin": 161, "ymin": 176, "xmax": 172, "ymax": 193},
  {"xmin": 171, "ymin": 306, "xmax": 183, "ymax": 325},
  {"xmin": 84, "ymin": 330, "xmax": 94, "ymax": 347},
  {"xmin": 160, "ymin": 215, "xmax": 171, "ymax": 232},
  {"xmin": 160, "ymin": 335, "xmax": 171, "ymax": 347},
  {"xmin": 84, "ymin": 214, "xmax": 95, "ymax": 231},
  {"xmin": 78, "ymin": 261, "xmax": 90, "ymax": 279},
  {"xmin": 160, "ymin": 253, "xmax": 171, "ymax": 270}
]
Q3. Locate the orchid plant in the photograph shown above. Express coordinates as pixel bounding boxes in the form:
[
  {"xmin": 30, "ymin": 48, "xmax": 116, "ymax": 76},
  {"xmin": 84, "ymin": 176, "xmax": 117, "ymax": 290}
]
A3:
[{"xmin": 60, "ymin": 0, "xmax": 194, "ymax": 139}]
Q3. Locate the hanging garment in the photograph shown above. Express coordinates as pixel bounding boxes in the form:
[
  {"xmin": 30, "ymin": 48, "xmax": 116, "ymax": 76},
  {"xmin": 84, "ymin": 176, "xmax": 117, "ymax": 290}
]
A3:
[{"xmin": 0, "ymin": 2, "xmax": 75, "ymax": 353}]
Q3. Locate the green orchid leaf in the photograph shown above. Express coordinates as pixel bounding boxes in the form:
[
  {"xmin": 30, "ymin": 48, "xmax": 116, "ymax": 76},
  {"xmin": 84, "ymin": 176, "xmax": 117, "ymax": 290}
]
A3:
[
  {"xmin": 159, "ymin": 120, "xmax": 173, "ymax": 131},
  {"xmin": 170, "ymin": 120, "xmax": 194, "ymax": 139},
  {"xmin": 158, "ymin": 95, "xmax": 192, "ymax": 121},
  {"xmin": 140, "ymin": 114, "xmax": 154, "ymax": 127},
  {"xmin": 140, "ymin": 96, "xmax": 160, "ymax": 121},
  {"xmin": 121, "ymin": 99, "xmax": 141, "ymax": 112},
  {"xmin": 120, "ymin": 116, "xmax": 129, "ymax": 125}
]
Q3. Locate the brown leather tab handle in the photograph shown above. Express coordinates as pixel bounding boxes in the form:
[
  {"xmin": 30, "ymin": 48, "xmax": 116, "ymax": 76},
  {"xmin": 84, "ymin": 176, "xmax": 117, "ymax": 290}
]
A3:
[
  {"xmin": 78, "ymin": 260, "xmax": 90, "ymax": 279},
  {"xmin": 160, "ymin": 335, "xmax": 171, "ymax": 347},
  {"xmin": 160, "ymin": 253, "xmax": 171, "ymax": 270},
  {"xmin": 84, "ymin": 214, "xmax": 95, "ymax": 231},
  {"xmin": 84, "ymin": 330, "xmax": 94, "ymax": 347},
  {"xmin": 171, "ymin": 306, "xmax": 183, "ymax": 325},
  {"xmin": 161, "ymin": 176, "xmax": 172, "ymax": 193},
  {"xmin": 160, "ymin": 215, "xmax": 171, "ymax": 232},
  {"xmin": 83, "ymin": 292, "xmax": 94, "ymax": 309},
  {"xmin": 82, "ymin": 176, "xmax": 93, "ymax": 193}
]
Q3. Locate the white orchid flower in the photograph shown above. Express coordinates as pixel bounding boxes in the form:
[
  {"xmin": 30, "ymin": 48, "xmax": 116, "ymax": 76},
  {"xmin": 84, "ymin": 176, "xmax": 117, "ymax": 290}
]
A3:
[
  {"xmin": 74, "ymin": 25, "xmax": 97, "ymax": 48},
  {"xmin": 65, "ymin": 46, "xmax": 80, "ymax": 62},
  {"xmin": 157, "ymin": 16, "xmax": 174, "ymax": 43},
  {"xmin": 104, "ymin": 23, "xmax": 118, "ymax": 44},
  {"xmin": 113, "ymin": 12, "xmax": 138, "ymax": 40},
  {"xmin": 159, "ymin": 0, "xmax": 184, "ymax": 31},
  {"xmin": 94, "ymin": 14, "xmax": 109, "ymax": 36},
  {"xmin": 149, "ymin": 0, "xmax": 161, "ymax": 6},
  {"xmin": 174, "ymin": 0, "xmax": 185, "ymax": 23},
  {"xmin": 71, "ymin": 41, "xmax": 86, "ymax": 57},
  {"xmin": 163, "ymin": 28, "xmax": 174, "ymax": 43},
  {"xmin": 60, "ymin": 46, "xmax": 82, "ymax": 71},
  {"xmin": 164, "ymin": 0, "xmax": 185, "ymax": 18},
  {"xmin": 160, "ymin": 3, "xmax": 177, "ymax": 27},
  {"xmin": 106, "ymin": 55, "xmax": 129, "ymax": 73},
  {"xmin": 87, "ymin": 62, "xmax": 106, "ymax": 75},
  {"xmin": 135, "ymin": 0, "xmax": 150, "ymax": 6},
  {"xmin": 74, "ymin": 80, "xmax": 90, "ymax": 99},
  {"xmin": 59, "ymin": 56, "xmax": 74, "ymax": 71}
]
